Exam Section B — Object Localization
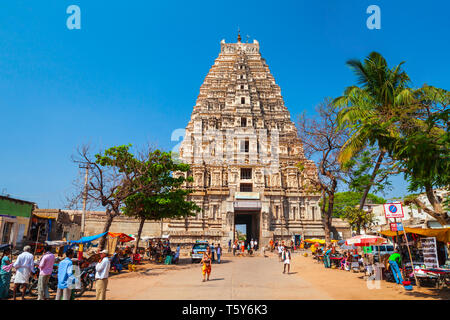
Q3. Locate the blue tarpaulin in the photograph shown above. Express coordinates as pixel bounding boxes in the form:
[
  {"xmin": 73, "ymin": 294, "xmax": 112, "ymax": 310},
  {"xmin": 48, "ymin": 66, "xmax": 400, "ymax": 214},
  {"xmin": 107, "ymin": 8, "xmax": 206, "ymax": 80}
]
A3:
[{"xmin": 69, "ymin": 232, "xmax": 107, "ymax": 244}]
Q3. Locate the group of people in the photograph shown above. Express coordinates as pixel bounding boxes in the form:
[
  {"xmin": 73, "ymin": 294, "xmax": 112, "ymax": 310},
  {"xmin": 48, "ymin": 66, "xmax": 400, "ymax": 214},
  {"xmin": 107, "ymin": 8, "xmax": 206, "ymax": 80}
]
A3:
[
  {"xmin": 0, "ymin": 244, "xmax": 111, "ymax": 300},
  {"xmin": 230, "ymin": 239, "xmax": 258, "ymax": 256},
  {"xmin": 311, "ymin": 242, "xmax": 407, "ymax": 286},
  {"xmin": 147, "ymin": 240, "xmax": 180, "ymax": 264}
]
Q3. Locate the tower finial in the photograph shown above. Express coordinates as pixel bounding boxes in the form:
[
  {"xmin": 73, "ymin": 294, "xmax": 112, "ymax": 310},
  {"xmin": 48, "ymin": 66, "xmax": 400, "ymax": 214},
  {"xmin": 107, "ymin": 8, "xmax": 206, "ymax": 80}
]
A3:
[{"xmin": 237, "ymin": 28, "xmax": 241, "ymax": 43}]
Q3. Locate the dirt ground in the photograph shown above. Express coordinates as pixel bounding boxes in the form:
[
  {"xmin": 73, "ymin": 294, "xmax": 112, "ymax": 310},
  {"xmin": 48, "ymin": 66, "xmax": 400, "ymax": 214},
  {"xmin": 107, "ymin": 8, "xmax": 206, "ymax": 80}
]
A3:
[
  {"xmin": 290, "ymin": 251, "xmax": 450, "ymax": 300},
  {"xmin": 6, "ymin": 252, "xmax": 449, "ymax": 300},
  {"xmin": 85, "ymin": 251, "xmax": 449, "ymax": 300}
]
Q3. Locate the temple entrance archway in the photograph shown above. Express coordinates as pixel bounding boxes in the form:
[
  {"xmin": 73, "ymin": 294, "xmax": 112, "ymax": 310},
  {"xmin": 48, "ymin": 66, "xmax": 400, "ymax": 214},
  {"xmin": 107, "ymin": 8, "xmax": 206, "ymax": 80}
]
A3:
[{"xmin": 234, "ymin": 210, "xmax": 260, "ymax": 247}]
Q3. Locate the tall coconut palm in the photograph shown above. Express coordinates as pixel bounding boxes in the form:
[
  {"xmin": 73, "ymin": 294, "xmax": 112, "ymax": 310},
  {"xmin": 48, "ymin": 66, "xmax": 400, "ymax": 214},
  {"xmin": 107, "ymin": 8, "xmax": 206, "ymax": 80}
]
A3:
[{"xmin": 334, "ymin": 52, "xmax": 414, "ymax": 210}]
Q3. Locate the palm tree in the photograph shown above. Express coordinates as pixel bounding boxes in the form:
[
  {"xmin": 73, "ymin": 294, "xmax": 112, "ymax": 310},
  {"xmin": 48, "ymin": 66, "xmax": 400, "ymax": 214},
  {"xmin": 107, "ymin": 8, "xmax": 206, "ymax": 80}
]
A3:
[{"xmin": 333, "ymin": 52, "xmax": 414, "ymax": 210}]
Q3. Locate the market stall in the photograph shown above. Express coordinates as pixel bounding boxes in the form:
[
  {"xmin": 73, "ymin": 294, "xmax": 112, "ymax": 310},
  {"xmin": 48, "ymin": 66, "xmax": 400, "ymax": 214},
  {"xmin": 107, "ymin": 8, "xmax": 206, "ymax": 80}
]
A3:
[{"xmin": 378, "ymin": 227, "xmax": 450, "ymax": 288}]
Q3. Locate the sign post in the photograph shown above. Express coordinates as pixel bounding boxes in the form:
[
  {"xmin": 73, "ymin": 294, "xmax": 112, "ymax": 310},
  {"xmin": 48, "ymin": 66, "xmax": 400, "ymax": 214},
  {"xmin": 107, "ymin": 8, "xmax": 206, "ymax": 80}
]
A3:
[
  {"xmin": 402, "ymin": 227, "xmax": 420, "ymax": 287},
  {"xmin": 384, "ymin": 203, "xmax": 404, "ymax": 250},
  {"xmin": 384, "ymin": 203, "xmax": 419, "ymax": 287}
]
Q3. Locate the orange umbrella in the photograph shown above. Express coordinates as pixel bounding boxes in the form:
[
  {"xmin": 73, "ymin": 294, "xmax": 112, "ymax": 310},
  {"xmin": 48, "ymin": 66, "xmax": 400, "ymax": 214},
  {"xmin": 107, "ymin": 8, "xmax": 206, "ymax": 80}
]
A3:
[{"xmin": 108, "ymin": 232, "xmax": 135, "ymax": 243}]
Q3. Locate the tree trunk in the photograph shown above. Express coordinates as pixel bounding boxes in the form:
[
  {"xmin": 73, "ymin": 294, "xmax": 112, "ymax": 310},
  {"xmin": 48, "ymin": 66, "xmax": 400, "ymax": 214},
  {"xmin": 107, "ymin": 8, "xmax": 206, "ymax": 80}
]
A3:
[
  {"xmin": 99, "ymin": 209, "xmax": 115, "ymax": 250},
  {"xmin": 324, "ymin": 193, "xmax": 335, "ymax": 245},
  {"xmin": 356, "ymin": 223, "xmax": 361, "ymax": 235},
  {"xmin": 424, "ymin": 184, "xmax": 449, "ymax": 226},
  {"xmin": 134, "ymin": 216, "xmax": 146, "ymax": 255},
  {"xmin": 359, "ymin": 151, "xmax": 385, "ymax": 210},
  {"xmin": 321, "ymin": 180, "xmax": 337, "ymax": 246}
]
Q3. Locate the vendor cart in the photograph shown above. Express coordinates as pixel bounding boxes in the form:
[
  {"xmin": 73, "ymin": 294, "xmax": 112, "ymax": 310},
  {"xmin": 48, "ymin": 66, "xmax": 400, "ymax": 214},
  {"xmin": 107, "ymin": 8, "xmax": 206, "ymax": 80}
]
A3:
[{"xmin": 416, "ymin": 268, "xmax": 450, "ymax": 289}]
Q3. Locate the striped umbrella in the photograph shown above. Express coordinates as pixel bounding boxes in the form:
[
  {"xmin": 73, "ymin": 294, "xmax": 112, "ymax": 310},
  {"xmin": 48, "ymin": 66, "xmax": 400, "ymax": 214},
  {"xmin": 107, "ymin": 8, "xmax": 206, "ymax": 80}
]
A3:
[{"xmin": 345, "ymin": 235, "xmax": 387, "ymax": 247}]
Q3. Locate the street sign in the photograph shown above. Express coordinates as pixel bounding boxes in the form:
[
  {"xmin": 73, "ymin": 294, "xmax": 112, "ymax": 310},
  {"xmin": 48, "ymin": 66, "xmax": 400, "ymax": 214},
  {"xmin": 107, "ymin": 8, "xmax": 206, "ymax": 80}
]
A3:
[
  {"xmin": 383, "ymin": 203, "xmax": 404, "ymax": 219},
  {"xmin": 390, "ymin": 222, "xmax": 404, "ymax": 232}
]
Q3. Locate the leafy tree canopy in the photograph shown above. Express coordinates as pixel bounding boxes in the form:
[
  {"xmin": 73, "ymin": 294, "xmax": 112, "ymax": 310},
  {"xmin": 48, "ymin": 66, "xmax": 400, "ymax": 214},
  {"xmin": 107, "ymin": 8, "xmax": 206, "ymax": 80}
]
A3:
[{"xmin": 323, "ymin": 191, "xmax": 386, "ymax": 218}]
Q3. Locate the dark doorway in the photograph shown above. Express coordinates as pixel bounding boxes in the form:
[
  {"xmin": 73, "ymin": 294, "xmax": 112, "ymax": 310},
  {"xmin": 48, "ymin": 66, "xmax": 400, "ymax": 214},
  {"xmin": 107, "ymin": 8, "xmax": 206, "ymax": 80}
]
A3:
[{"xmin": 234, "ymin": 211, "xmax": 260, "ymax": 245}]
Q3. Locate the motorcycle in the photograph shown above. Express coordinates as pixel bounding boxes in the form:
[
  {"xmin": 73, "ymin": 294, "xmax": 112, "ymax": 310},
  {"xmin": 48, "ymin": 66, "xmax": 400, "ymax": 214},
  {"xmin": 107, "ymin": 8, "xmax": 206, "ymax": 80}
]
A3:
[
  {"xmin": 28, "ymin": 265, "xmax": 58, "ymax": 297},
  {"xmin": 72, "ymin": 266, "xmax": 95, "ymax": 297}
]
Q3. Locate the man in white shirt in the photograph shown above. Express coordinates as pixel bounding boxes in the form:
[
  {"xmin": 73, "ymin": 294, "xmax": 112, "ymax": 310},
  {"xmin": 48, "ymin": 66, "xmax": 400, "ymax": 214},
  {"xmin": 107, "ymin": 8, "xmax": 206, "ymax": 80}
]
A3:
[
  {"xmin": 282, "ymin": 246, "xmax": 291, "ymax": 274},
  {"xmin": 278, "ymin": 245, "xmax": 283, "ymax": 262},
  {"xmin": 95, "ymin": 249, "xmax": 111, "ymax": 300},
  {"xmin": 13, "ymin": 245, "xmax": 35, "ymax": 300}
]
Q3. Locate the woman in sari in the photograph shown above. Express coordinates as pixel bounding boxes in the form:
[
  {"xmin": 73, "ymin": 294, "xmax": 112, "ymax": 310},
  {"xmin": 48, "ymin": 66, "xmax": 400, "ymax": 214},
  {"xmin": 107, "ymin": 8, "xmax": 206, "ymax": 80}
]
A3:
[
  {"xmin": 0, "ymin": 248, "xmax": 12, "ymax": 299},
  {"xmin": 200, "ymin": 246, "xmax": 212, "ymax": 282}
]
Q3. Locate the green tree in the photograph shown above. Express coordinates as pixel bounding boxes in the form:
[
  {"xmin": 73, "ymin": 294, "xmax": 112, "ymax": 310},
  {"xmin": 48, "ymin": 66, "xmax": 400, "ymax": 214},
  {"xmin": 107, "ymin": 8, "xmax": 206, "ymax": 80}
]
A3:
[
  {"xmin": 342, "ymin": 147, "xmax": 397, "ymax": 196},
  {"xmin": 326, "ymin": 191, "xmax": 385, "ymax": 218},
  {"xmin": 71, "ymin": 144, "xmax": 155, "ymax": 250},
  {"xmin": 334, "ymin": 52, "xmax": 413, "ymax": 210},
  {"xmin": 122, "ymin": 150, "xmax": 201, "ymax": 253},
  {"xmin": 341, "ymin": 207, "xmax": 375, "ymax": 235},
  {"xmin": 393, "ymin": 85, "xmax": 450, "ymax": 225}
]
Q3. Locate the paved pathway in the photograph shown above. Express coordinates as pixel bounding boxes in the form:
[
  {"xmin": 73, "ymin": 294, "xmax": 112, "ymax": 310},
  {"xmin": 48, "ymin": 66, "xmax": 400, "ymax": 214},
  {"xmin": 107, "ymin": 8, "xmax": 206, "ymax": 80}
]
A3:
[{"xmin": 103, "ymin": 253, "xmax": 333, "ymax": 300}]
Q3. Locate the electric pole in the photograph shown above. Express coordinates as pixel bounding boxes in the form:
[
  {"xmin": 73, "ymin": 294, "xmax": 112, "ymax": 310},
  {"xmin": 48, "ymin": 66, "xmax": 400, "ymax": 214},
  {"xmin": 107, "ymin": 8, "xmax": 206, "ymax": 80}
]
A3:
[{"xmin": 79, "ymin": 164, "xmax": 89, "ymax": 238}]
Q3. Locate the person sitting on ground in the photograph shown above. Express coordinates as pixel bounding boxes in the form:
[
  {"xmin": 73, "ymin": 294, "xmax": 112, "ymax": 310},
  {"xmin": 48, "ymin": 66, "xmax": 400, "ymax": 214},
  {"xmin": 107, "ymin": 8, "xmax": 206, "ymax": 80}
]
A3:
[
  {"xmin": 132, "ymin": 251, "xmax": 141, "ymax": 265},
  {"xmin": 344, "ymin": 251, "xmax": 352, "ymax": 271},
  {"xmin": 111, "ymin": 250, "xmax": 123, "ymax": 272},
  {"xmin": 340, "ymin": 254, "xmax": 346, "ymax": 270},
  {"xmin": 173, "ymin": 245, "xmax": 181, "ymax": 264}
]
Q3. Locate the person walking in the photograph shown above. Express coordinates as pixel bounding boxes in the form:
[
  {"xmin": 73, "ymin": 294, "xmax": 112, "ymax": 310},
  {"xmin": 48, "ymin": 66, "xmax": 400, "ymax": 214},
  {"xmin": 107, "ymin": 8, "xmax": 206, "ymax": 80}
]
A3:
[
  {"xmin": 37, "ymin": 245, "xmax": 55, "ymax": 300},
  {"xmin": 210, "ymin": 243, "xmax": 215, "ymax": 263},
  {"xmin": 323, "ymin": 245, "xmax": 332, "ymax": 269},
  {"xmin": 216, "ymin": 244, "xmax": 222, "ymax": 264},
  {"xmin": 0, "ymin": 248, "xmax": 13, "ymax": 299},
  {"xmin": 278, "ymin": 244, "xmax": 283, "ymax": 262},
  {"xmin": 55, "ymin": 249, "xmax": 75, "ymax": 300},
  {"xmin": 95, "ymin": 249, "xmax": 111, "ymax": 300},
  {"xmin": 388, "ymin": 249, "xmax": 403, "ymax": 284},
  {"xmin": 201, "ymin": 246, "xmax": 212, "ymax": 282},
  {"xmin": 282, "ymin": 246, "xmax": 291, "ymax": 274},
  {"xmin": 254, "ymin": 239, "xmax": 258, "ymax": 251},
  {"xmin": 228, "ymin": 239, "xmax": 231, "ymax": 253},
  {"xmin": 12, "ymin": 245, "xmax": 34, "ymax": 300},
  {"xmin": 232, "ymin": 242, "xmax": 236, "ymax": 256},
  {"xmin": 250, "ymin": 239, "xmax": 254, "ymax": 251}
]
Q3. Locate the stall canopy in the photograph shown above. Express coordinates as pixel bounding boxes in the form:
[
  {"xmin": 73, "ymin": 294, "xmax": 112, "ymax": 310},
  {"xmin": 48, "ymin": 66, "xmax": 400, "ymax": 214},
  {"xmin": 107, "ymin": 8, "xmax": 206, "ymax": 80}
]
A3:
[
  {"xmin": 45, "ymin": 240, "xmax": 68, "ymax": 246},
  {"xmin": 378, "ymin": 227, "xmax": 450, "ymax": 243},
  {"xmin": 107, "ymin": 232, "xmax": 134, "ymax": 243},
  {"xmin": 345, "ymin": 234, "xmax": 387, "ymax": 246},
  {"xmin": 69, "ymin": 232, "xmax": 107, "ymax": 244},
  {"xmin": 33, "ymin": 213, "xmax": 56, "ymax": 220},
  {"xmin": 304, "ymin": 239, "xmax": 338, "ymax": 244}
]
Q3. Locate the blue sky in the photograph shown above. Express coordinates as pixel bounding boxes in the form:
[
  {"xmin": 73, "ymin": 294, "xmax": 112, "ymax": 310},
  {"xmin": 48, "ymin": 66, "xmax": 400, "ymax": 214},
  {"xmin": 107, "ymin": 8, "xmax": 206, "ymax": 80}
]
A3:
[{"xmin": 0, "ymin": 1, "xmax": 449, "ymax": 208}]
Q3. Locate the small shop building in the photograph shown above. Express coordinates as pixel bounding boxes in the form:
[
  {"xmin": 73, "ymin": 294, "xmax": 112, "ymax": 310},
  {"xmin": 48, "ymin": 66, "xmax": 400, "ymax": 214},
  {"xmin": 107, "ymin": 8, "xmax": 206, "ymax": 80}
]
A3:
[{"xmin": 0, "ymin": 196, "xmax": 35, "ymax": 247}]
